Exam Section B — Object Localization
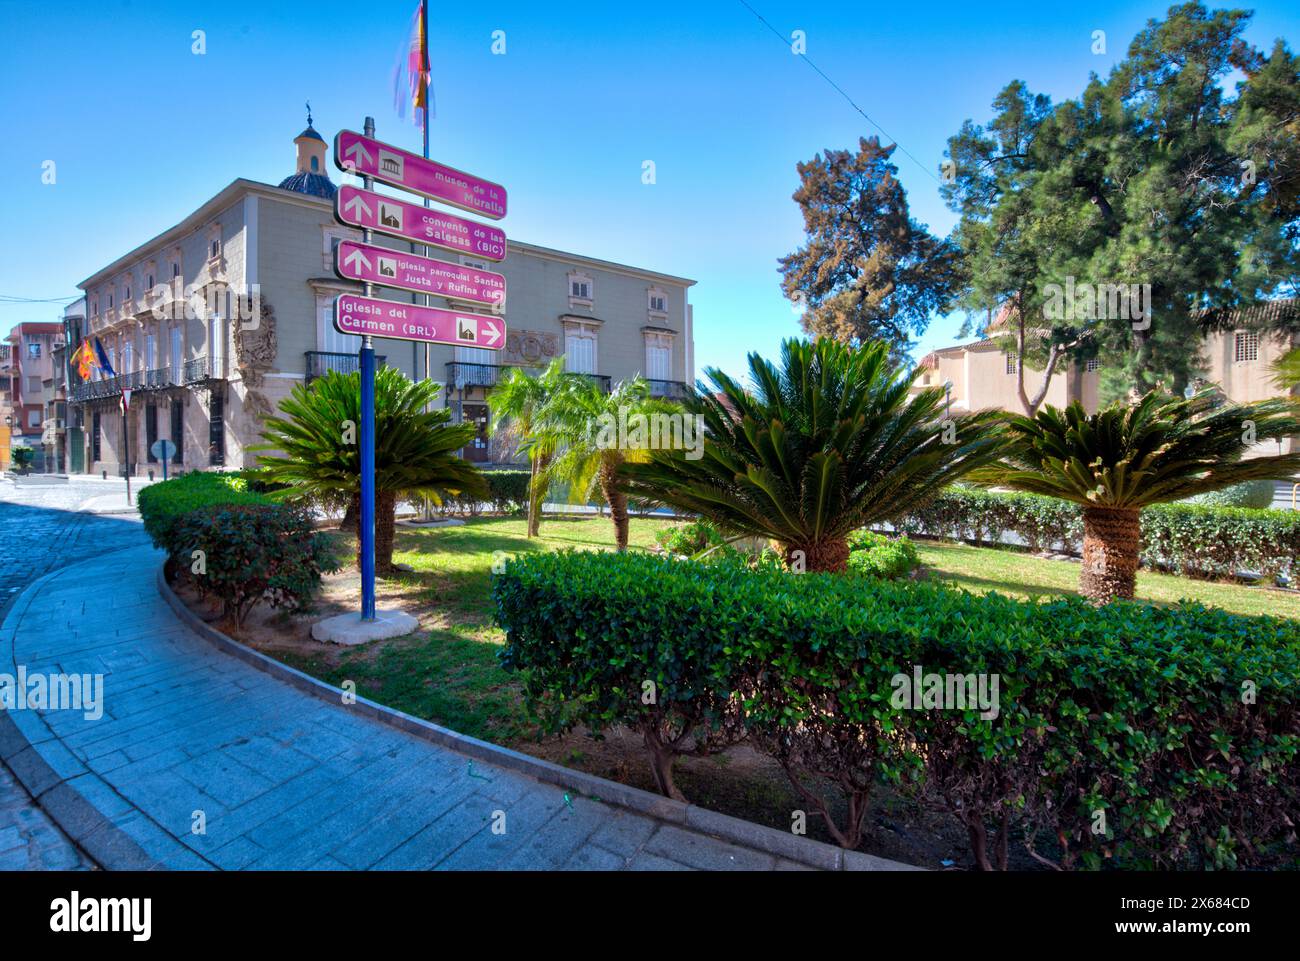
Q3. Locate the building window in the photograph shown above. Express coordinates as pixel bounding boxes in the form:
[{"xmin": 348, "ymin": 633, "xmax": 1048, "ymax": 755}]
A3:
[
  {"xmin": 28, "ymin": 410, "xmax": 40, "ymax": 428},
  {"xmin": 565, "ymin": 326, "xmax": 597, "ymax": 374},
  {"xmin": 146, "ymin": 404, "xmax": 158, "ymax": 462},
  {"xmin": 145, "ymin": 332, "xmax": 156, "ymax": 370},
  {"xmin": 91, "ymin": 412, "xmax": 101, "ymax": 462},
  {"xmin": 170, "ymin": 402, "xmax": 184, "ymax": 464},
  {"xmin": 1085, "ymin": 357, "xmax": 1102, "ymax": 372},
  {"xmin": 210, "ymin": 237, "xmax": 221, "ymax": 260},
  {"xmin": 1006, "ymin": 354, "xmax": 1018, "ymax": 375},
  {"xmin": 170, "ymin": 326, "xmax": 183, "ymax": 378},
  {"xmin": 122, "ymin": 340, "xmax": 133, "ymax": 373},
  {"xmin": 1233, "ymin": 331, "xmax": 1259, "ymax": 363},
  {"xmin": 567, "ymin": 271, "xmax": 594, "ymax": 307},
  {"xmin": 26, "ymin": 375, "xmax": 42, "ymax": 393},
  {"xmin": 27, "ymin": 341, "xmax": 40, "ymax": 358},
  {"xmin": 644, "ymin": 330, "xmax": 673, "ymax": 381},
  {"xmin": 648, "ymin": 289, "xmax": 667, "ymax": 314},
  {"xmin": 319, "ymin": 303, "xmax": 361, "ymax": 354},
  {"xmin": 208, "ymin": 391, "xmax": 225, "ymax": 466},
  {"xmin": 171, "ymin": 261, "xmax": 181, "ymax": 279}
]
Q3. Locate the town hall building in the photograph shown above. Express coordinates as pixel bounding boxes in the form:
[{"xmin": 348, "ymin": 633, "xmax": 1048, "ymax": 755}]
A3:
[{"xmin": 70, "ymin": 121, "xmax": 696, "ymax": 476}]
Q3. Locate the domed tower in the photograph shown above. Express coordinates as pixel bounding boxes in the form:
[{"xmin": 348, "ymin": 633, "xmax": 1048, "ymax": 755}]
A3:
[{"xmin": 277, "ymin": 106, "xmax": 337, "ymax": 200}]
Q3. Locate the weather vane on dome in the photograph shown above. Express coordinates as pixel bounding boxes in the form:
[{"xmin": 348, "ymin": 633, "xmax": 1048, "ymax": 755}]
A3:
[{"xmin": 306, "ymin": 101, "xmax": 313, "ymax": 127}]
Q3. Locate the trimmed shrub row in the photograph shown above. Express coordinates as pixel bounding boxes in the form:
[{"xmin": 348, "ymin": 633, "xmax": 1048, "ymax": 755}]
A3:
[
  {"xmin": 431, "ymin": 469, "xmax": 531, "ymax": 517},
  {"xmin": 494, "ymin": 550, "xmax": 1300, "ymax": 869},
  {"xmin": 891, "ymin": 487, "xmax": 1300, "ymax": 580},
  {"xmin": 140, "ymin": 473, "xmax": 337, "ymax": 628}
]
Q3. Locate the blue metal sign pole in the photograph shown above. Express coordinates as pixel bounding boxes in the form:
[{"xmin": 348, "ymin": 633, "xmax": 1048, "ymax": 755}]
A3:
[{"xmin": 359, "ymin": 116, "xmax": 378, "ymax": 622}]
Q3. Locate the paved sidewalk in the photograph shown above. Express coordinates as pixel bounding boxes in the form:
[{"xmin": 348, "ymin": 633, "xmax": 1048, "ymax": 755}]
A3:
[{"xmin": 2, "ymin": 545, "xmax": 813, "ymax": 870}]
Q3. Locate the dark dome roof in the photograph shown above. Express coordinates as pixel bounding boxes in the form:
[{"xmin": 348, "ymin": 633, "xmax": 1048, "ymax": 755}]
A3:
[
  {"xmin": 296, "ymin": 125, "xmax": 325, "ymax": 142},
  {"xmin": 277, "ymin": 171, "xmax": 337, "ymax": 199}
]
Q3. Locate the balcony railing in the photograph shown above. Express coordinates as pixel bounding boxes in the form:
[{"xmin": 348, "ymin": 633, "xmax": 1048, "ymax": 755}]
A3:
[
  {"xmin": 446, "ymin": 361, "xmax": 515, "ymax": 390},
  {"xmin": 184, "ymin": 355, "xmax": 226, "ymax": 384},
  {"xmin": 305, "ymin": 351, "xmax": 388, "ymax": 382},
  {"xmin": 647, "ymin": 379, "xmax": 690, "ymax": 400},
  {"xmin": 444, "ymin": 362, "xmax": 613, "ymax": 394},
  {"xmin": 68, "ymin": 366, "xmax": 184, "ymax": 403}
]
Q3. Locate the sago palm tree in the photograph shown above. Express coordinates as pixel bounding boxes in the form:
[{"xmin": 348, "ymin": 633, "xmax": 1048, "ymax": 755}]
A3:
[
  {"xmin": 253, "ymin": 367, "xmax": 487, "ymax": 573},
  {"xmin": 488, "ymin": 359, "xmax": 573, "ymax": 537},
  {"xmin": 971, "ymin": 391, "xmax": 1300, "ymax": 604},
  {"xmin": 621, "ymin": 337, "xmax": 1007, "ymax": 572},
  {"xmin": 533, "ymin": 376, "xmax": 681, "ymax": 551}
]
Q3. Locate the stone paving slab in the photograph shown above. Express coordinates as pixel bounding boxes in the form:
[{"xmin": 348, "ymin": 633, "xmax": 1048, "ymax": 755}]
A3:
[{"xmin": 3, "ymin": 543, "xmax": 847, "ymax": 871}]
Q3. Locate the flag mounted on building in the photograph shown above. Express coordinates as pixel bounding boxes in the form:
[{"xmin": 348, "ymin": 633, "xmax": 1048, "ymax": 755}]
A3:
[
  {"xmin": 92, "ymin": 337, "xmax": 116, "ymax": 378},
  {"xmin": 71, "ymin": 339, "xmax": 98, "ymax": 381},
  {"xmin": 392, "ymin": 1, "xmax": 432, "ymax": 133}
]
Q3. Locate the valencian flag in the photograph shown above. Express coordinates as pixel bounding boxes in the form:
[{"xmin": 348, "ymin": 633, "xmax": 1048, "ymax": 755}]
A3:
[
  {"xmin": 70, "ymin": 339, "xmax": 96, "ymax": 380},
  {"xmin": 391, "ymin": 1, "xmax": 432, "ymax": 131}
]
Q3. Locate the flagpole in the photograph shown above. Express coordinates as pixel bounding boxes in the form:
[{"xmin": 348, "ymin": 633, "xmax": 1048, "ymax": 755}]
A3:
[{"xmin": 420, "ymin": 0, "xmax": 435, "ymax": 522}]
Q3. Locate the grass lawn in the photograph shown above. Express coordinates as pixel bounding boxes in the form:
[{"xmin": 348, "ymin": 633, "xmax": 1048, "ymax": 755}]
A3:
[
  {"xmin": 916, "ymin": 539, "xmax": 1300, "ymax": 620},
  {"xmin": 273, "ymin": 515, "xmax": 677, "ymax": 745}
]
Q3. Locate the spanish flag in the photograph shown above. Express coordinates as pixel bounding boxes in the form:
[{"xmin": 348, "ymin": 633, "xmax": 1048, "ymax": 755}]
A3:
[{"xmin": 392, "ymin": 1, "xmax": 432, "ymax": 131}]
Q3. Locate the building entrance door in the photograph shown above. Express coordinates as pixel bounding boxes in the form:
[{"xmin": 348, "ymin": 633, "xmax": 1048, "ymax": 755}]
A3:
[{"xmin": 462, "ymin": 403, "xmax": 490, "ymax": 463}]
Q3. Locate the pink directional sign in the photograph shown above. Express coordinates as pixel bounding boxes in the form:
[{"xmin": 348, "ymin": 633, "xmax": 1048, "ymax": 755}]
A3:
[
  {"xmin": 335, "ymin": 240, "xmax": 506, "ymax": 309},
  {"xmin": 335, "ymin": 186, "xmax": 507, "ymax": 262},
  {"xmin": 334, "ymin": 293, "xmax": 506, "ymax": 350},
  {"xmin": 335, "ymin": 130, "xmax": 507, "ymax": 220}
]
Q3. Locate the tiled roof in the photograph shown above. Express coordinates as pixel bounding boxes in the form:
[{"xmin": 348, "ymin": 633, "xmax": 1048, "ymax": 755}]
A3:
[{"xmin": 276, "ymin": 171, "xmax": 337, "ymax": 200}]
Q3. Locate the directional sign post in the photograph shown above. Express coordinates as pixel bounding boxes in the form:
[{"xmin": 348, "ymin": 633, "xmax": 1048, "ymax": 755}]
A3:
[
  {"xmin": 335, "ymin": 240, "xmax": 506, "ymax": 309},
  {"xmin": 335, "ymin": 130, "xmax": 507, "ymax": 220},
  {"xmin": 334, "ymin": 294, "xmax": 505, "ymax": 348},
  {"xmin": 334, "ymin": 117, "xmax": 508, "ymax": 627},
  {"xmin": 336, "ymin": 186, "xmax": 507, "ymax": 262}
]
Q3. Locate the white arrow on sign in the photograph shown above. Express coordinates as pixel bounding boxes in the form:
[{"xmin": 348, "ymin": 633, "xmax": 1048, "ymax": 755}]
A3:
[
  {"xmin": 344, "ymin": 140, "xmax": 374, "ymax": 169},
  {"xmin": 482, "ymin": 319, "xmax": 503, "ymax": 346},
  {"xmin": 343, "ymin": 193, "xmax": 372, "ymax": 220},
  {"xmin": 343, "ymin": 248, "xmax": 372, "ymax": 273}
]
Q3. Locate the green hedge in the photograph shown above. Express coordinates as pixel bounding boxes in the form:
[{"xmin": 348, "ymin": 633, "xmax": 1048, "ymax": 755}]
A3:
[
  {"xmin": 138, "ymin": 472, "xmax": 272, "ymax": 552},
  {"xmin": 892, "ymin": 487, "xmax": 1299, "ymax": 580},
  {"xmin": 174, "ymin": 504, "xmax": 338, "ymax": 628},
  {"xmin": 140, "ymin": 472, "xmax": 336, "ymax": 629},
  {"xmin": 847, "ymin": 530, "xmax": 921, "ymax": 579},
  {"xmin": 494, "ymin": 550, "xmax": 1300, "ymax": 869},
  {"xmin": 432, "ymin": 469, "xmax": 530, "ymax": 517}
]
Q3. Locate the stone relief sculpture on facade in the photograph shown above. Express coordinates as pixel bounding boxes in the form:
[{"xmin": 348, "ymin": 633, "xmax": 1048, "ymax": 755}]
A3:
[
  {"xmin": 234, "ymin": 296, "xmax": 277, "ymax": 420},
  {"xmin": 503, "ymin": 330, "xmax": 560, "ymax": 368}
]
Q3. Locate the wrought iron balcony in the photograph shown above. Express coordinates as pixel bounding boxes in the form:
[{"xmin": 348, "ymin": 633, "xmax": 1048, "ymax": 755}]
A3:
[
  {"xmin": 647, "ymin": 379, "xmax": 690, "ymax": 400},
  {"xmin": 444, "ymin": 362, "xmax": 612, "ymax": 394},
  {"xmin": 68, "ymin": 366, "xmax": 184, "ymax": 403},
  {"xmin": 446, "ymin": 361, "xmax": 515, "ymax": 390},
  {"xmin": 305, "ymin": 351, "xmax": 388, "ymax": 382},
  {"xmin": 184, "ymin": 355, "xmax": 226, "ymax": 384}
]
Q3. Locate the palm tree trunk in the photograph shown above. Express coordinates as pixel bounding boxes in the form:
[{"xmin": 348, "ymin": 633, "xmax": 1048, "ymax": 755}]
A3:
[
  {"xmin": 784, "ymin": 538, "xmax": 850, "ymax": 573},
  {"xmin": 598, "ymin": 458, "xmax": 629, "ymax": 551},
  {"xmin": 1080, "ymin": 506, "xmax": 1140, "ymax": 603},
  {"xmin": 375, "ymin": 490, "xmax": 398, "ymax": 573},
  {"xmin": 527, "ymin": 452, "xmax": 549, "ymax": 538},
  {"xmin": 526, "ymin": 454, "xmax": 539, "ymax": 538}
]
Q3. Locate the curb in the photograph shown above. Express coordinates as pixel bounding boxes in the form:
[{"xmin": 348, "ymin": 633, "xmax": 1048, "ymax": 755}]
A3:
[{"xmin": 157, "ymin": 566, "xmax": 923, "ymax": 872}]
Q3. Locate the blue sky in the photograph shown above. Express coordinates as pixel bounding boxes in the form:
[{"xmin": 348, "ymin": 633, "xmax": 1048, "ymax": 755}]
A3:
[{"xmin": 1, "ymin": 0, "xmax": 1295, "ymax": 381}]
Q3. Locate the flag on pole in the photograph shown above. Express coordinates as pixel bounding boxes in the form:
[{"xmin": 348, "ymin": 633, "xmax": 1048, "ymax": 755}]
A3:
[
  {"xmin": 71, "ymin": 339, "xmax": 97, "ymax": 380},
  {"xmin": 92, "ymin": 337, "xmax": 116, "ymax": 378},
  {"xmin": 392, "ymin": 1, "xmax": 432, "ymax": 131}
]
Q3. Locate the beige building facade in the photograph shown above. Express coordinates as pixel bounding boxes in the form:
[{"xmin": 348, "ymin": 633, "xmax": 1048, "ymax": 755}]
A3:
[{"xmin": 70, "ymin": 124, "xmax": 696, "ymax": 476}]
